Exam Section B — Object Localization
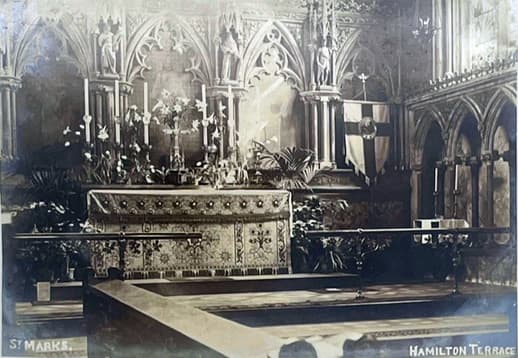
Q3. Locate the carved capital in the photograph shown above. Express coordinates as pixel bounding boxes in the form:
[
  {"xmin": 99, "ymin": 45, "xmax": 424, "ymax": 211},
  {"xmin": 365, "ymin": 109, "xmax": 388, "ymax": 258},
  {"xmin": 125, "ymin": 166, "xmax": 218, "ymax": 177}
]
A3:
[
  {"xmin": 442, "ymin": 158, "xmax": 455, "ymax": 167},
  {"xmin": 468, "ymin": 156, "xmax": 481, "ymax": 167},
  {"xmin": 0, "ymin": 76, "xmax": 22, "ymax": 91},
  {"xmin": 481, "ymin": 151, "xmax": 498, "ymax": 163}
]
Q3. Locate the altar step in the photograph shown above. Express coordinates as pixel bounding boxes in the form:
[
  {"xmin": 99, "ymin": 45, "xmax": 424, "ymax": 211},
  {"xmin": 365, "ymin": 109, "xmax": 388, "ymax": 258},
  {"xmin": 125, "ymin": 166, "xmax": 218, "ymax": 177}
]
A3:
[
  {"xmin": 137, "ymin": 272, "xmax": 359, "ymax": 296},
  {"xmin": 310, "ymin": 169, "xmax": 366, "ymax": 188}
]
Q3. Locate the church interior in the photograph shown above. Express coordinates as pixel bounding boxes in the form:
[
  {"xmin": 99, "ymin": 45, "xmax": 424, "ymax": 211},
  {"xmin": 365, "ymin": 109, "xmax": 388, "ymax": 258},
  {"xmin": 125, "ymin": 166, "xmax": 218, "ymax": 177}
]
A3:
[{"xmin": 0, "ymin": 0, "xmax": 517, "ymax": 357}]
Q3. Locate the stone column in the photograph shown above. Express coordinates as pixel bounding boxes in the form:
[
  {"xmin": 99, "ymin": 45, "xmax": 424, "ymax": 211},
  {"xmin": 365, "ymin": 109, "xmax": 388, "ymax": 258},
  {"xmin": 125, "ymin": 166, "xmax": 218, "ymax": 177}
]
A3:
[
  {"xmin": 330, "ymin": 100, "xmax": 336, "ymax": 165},
  {"xmin": 481, "ymin": 151, "xmax": 494, "ymax": 226},
  {"xmin": 443, "ymin": 158, "xmax": 456, "ymax": 218},
  {"xmin": 502, "ymin": 150, "xmax": 516, "ymax": 237},
  {"xmin": 118, "ymin": 82, "xmax": 133, "ymax": 148},
  {"xmin": 444, "ymin": 0, "xmax": 454, "ymax": 74},
  {"xmin": 432, "ymin": 0, "xmax": 444, "ymax": 78},
  {"xmin": 312, "ymin": 101, "xmax": 319, "ymax": 162},
  {"xmin": 0, "ymin": 77, "xmax": 21, "ymax": 159},
  {"xmin": 411, "ymin": 164, "xmax": 423, "ymax": 220},
  {"xmin": 469, "ymin": 156, "xmax": 480, "ymax": 227},
  {"xmin": 320, "ymin": 97, "xmax": 331, "ymax": 166},
  {"xmin": 3, "ymin": 86, "xmax": 11, "ymax": 158},
  {"xmin": 90, "ymin": 80, "xmax": 128, "ymax": 152},
  {"xmin": 435, "ymin": 160, "xmax": 446, "ymax": 217},
  {"xmin": 206, "ymin": 86, "xmax": 246, "ymax": 161},
  {"xmin": 300, "ymin": 91, "xmax": 339, "ymax": 168}
]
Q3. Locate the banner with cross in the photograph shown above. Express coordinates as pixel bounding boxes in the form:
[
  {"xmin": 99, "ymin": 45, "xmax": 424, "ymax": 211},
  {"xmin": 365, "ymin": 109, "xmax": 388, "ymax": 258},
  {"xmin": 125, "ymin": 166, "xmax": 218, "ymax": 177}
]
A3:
[{"xmin": 343, "ymin": 100, "xmax": 391, "ymax": 184}]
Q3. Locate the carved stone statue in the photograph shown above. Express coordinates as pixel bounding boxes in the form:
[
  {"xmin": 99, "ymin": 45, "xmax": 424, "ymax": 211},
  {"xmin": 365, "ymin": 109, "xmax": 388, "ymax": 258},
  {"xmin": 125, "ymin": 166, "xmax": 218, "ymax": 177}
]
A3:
[
  {"xmin": 98, "ymin": 19, "xmax": 121, "ymax": 77},
  {"xmin": 315, "ymin": 43, "xmax": 331, "ymax": 86},
  {"xmin": 219, "ymin": 26, "xmax": 241, "ymax": 82}
]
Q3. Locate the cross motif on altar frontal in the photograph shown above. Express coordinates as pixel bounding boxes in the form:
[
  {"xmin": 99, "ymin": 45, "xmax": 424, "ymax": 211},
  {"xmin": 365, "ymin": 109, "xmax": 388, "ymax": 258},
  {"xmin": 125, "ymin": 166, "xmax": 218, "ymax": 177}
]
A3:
[{"xmin": 249, "ymin": 224, "xmax": 272, "ymax": 249}]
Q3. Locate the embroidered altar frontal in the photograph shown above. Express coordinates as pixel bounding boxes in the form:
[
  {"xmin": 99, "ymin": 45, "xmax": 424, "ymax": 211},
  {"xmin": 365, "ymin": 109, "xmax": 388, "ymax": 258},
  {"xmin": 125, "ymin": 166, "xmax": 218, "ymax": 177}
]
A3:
[{"xmin": 87, "ymin": 189, "xmax": 292, "ymax": 277}]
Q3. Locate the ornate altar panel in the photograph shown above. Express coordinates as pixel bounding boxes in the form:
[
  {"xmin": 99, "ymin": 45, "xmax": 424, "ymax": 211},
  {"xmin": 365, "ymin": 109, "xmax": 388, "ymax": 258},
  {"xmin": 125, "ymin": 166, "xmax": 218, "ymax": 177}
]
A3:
[{"xmin": 87, "ymin": 189, "xmax": 292, "ymax": 277}]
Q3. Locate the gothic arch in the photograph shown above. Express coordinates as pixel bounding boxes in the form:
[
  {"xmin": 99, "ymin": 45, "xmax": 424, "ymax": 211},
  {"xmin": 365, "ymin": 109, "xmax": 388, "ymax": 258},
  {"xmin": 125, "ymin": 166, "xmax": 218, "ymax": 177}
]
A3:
[
  {"xmin": 413, "ymin": 109, "xmax": 445, "ymax": 167},
  {"xmin": 445, "ymin": 99, "xmax": 482, "ymax": 158},
  {"xmin": 240, "ymin": 20, "xmax": 306, "ymax": 91},
  {"xmin": 482, "ymin": 89, "xmax": 517, "ymax": 152},
  {"xmin": 335, "ymin": 29, "xmax": 362, "ymax": 86},
  {"xmin": 124, "ymin": 14, "xmax": 212, "ymax": 84},
  {"xmin": 13, "ymin": 15, "xmax": 90, "ymax": 78}
]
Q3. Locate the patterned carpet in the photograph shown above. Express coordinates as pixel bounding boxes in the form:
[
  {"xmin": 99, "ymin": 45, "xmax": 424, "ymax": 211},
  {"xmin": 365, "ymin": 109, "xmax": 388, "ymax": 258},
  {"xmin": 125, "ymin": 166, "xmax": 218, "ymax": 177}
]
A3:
[{"xmin": 169, "ymin": 282, "xmax": 516, "ymax": 311}]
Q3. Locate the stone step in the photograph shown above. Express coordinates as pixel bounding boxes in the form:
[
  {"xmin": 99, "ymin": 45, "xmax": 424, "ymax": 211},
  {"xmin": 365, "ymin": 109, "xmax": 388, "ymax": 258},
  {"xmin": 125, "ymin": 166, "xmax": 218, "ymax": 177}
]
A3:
[
  {"xmin": 139, "ymin": 273, "xmax": 359, "ymax": 296},
  {"xmin": 310, "ymin": 169, "xmax": 366, "ymax": 188}
]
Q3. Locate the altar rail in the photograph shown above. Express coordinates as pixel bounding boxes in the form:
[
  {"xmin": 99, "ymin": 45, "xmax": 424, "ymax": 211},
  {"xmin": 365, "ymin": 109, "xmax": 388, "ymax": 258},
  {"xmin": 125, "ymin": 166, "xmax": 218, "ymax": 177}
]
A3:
[
  {"xmin": 307, "ymin": 227, "xmax": 512, "ymax": 299},
  {"xmin": 13, "ymin": 232, "xmax": 202, "ymax": 281}
]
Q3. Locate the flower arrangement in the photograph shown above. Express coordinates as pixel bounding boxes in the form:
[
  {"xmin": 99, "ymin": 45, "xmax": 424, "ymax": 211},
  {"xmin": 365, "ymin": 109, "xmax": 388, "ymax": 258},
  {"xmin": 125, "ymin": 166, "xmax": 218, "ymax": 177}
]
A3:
[
  {"xmin": 151, "ymin": 90, "xmax": 205, "ymax": 169},
  {"xmin": 63, "ymin": 106, "xmax": 155, "ymax": 185}
]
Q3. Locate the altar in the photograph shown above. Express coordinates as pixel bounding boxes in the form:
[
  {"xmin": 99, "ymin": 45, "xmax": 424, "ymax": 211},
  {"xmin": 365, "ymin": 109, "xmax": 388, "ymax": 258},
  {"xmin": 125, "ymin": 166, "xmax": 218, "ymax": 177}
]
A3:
[{"xmin": 87, "ymin": 189, "xmax": 292, "ymax": 277}]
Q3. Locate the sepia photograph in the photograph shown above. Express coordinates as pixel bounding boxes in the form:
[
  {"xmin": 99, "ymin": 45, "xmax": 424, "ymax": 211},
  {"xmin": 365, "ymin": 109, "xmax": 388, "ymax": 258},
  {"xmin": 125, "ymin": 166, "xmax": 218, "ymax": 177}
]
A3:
[{"xmin": 0, "ymin": 0, "xmax": 516, "ymax": 357}]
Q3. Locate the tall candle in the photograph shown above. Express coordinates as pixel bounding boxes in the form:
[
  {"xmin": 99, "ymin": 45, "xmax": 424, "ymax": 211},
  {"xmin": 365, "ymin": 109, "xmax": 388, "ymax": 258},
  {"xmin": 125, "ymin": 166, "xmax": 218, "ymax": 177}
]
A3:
[
  {"xmin": 114, "ymin": 80, "xmax": 120, "ymax": 117},
  {"xmin": 83, "ymin": 115, "xmax": 91, "ymax": 143},
  {"xmin": 454, "ymin": 164, "xmax": 459, "ymax": 191},
  {"xmin": 434, "ymin": 167, "xmax": 438, "ymax": 192},
  {"xmin": 227, "ymin": 85, "xmax": 234, "ymax": 146},
  {"xmin": 143, "ymin": 82, "xmax": 149, "ymax": 113},
  {"xmin": 83, "ymin": 78, "xmax": 89, "ymax": 116},
  {"xmin": 143, "ymin": 114, "xmax": 150, "ymax": 145},
  {"xmin": 144, "ymin": 125, "xmax": 149, "ymax": 145},
  {"xmin": 201, "ymin": 84, "xmax": 208, "ymax": 158},
  {"xmin": 115, "ymin": 121, "xmax": 121, "ymax": 144}
]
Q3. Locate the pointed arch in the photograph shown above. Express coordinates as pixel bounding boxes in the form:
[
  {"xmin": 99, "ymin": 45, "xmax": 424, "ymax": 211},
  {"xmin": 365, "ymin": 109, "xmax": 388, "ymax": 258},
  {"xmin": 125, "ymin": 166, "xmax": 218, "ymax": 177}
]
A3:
[
  {"xmin": 482, "ymin": 88, "xmax": 517, "ymax": 152},
  {"xmin": 13, "ymin": 15, "xmax": 90, "ymax": 78},
  {"xmin": 335, "ymin": 29, "xmax": 362, "ymax": 87},
  {"xmin": 124, "ymin": 14, "xmax": 211, "ymax": 84},
  {"xmin": 240, "ymin": 20, "xmax": 306, "ymax": 91},
  {"xmin": 414, "ymin": 110, "xmax": 446, "ymax": 166},
  {"xmin": 445, "ymin": 99, "xmax": 482, "ymax": 158}
]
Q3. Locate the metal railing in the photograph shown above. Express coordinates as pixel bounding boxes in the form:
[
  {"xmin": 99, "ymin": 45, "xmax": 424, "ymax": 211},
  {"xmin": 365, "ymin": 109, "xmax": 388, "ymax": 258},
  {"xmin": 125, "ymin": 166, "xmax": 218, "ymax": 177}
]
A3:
[
  {"xmin": 307, "ymin": 227, "xmax": 512, "ymax": 299},
  {"xmin": 13, "ymin": 231, "xmax": 202, "ymax": 280}
]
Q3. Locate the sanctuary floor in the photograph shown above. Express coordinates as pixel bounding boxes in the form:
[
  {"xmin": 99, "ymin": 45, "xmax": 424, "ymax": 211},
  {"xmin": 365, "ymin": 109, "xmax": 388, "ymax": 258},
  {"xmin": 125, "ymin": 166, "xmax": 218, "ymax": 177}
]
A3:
[{"xmin": 12, "ymin": 279, "xmax": 517, "ymax": 357}]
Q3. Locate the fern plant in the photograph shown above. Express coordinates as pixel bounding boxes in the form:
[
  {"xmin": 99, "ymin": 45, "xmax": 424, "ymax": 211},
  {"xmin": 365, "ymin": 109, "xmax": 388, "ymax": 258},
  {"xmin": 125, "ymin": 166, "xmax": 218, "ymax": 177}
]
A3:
[{"xmin": 252, "ymin": 141, "xmax": 321, "ymax": 190}]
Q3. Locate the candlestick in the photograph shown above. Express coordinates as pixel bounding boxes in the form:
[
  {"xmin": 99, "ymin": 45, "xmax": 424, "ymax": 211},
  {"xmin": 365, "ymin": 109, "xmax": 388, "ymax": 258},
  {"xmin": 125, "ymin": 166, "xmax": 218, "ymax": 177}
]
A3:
[
  {"xmin": 83, "ymin": 79, "xmax": 89, "ymax": 116},
  {"xmin": 114, "ymin": 80, "xmax": 120, "ymax": 117},
  {"xmin": 143, "ymin": 82, "xmax": 149, "ymax": 114},
  {"xmin": 201, "ymin": 85, "xmax": 208, "ymax": 161},
  {"xmin": 434, "ymin": 167, "xmax": 438, "ymax": 192},
  {"xmin": 143, "ymin": 112, "xmax": 151, "ymax": 145},
  {"xmin": 83, "ymin": 115, "xmax": 92, "ymax": 143},
  {"xmin": 227, "ymin": 85, "xmax": 234, "ymax": 147},
  {"xmin": 115, "ymin": 119, "xmax": 121, "ymax": 144},
  {"xmin": 454, "ymin": 164, "xmax": 459, "ymax": 191}
]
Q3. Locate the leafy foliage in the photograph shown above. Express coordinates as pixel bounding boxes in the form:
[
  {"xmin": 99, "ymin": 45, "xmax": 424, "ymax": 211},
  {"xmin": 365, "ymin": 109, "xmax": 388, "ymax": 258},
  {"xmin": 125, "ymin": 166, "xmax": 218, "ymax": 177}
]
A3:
[
  {"xmin": 253, "ymin": 141, "xmax": 321, "ymax": 190},
  {"xmin": 292, "ymin": 197, "xmax": 350, "ymax": 273}
]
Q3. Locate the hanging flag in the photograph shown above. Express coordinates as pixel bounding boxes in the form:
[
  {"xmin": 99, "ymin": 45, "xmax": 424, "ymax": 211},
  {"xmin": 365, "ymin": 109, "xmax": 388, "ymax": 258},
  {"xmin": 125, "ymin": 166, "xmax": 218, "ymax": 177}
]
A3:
[{"xmin": 343, "ymin": 100, "xmax": 391, "ymax": 184}]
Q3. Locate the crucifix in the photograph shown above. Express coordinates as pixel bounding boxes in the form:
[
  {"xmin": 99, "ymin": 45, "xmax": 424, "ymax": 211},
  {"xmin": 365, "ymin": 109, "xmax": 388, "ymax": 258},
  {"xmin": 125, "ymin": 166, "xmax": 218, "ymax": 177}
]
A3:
[{"xmin": 358, "ymin": 72, "xmax": 368, "ymax": 101}]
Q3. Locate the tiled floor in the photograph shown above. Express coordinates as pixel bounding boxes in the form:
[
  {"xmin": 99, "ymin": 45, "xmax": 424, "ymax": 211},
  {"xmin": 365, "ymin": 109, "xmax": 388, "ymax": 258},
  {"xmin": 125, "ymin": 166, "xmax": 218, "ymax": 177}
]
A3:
[
  {"xmin": 259, "ymin": 313, "xmax": 509, "ymax": 341},
  {"xmin": 169, "ymin": 282, "xmax": 516, "ymax": 310}
]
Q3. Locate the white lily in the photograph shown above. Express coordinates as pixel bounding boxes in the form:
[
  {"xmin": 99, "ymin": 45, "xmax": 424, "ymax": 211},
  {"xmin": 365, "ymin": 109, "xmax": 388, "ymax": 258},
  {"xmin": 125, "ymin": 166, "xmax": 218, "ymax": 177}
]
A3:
[{"xmin": 97, "ymin": 126, "xmax": 109, "ymax": 141}]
